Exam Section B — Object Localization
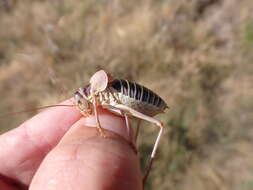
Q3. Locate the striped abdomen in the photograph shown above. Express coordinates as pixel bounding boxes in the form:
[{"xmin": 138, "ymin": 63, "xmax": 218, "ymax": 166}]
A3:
[{"xmin": 109, "ymin": 79, "xmax": 168, "ymax": 116}]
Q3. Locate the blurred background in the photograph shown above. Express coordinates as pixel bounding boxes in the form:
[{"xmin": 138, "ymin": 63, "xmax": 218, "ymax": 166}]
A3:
[{"xmin": 0, "ymin": 0, "xmax": 253, "ymax": 189}]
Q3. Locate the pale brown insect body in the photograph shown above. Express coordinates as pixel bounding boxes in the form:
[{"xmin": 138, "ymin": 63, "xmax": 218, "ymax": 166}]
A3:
[
  {"xmin": 74, "ymin": 70, "xmax": 168, "ymax": 186},
  {"xmin": 75, "ymin": 79, "xmax": 168, "ymax": 117}
]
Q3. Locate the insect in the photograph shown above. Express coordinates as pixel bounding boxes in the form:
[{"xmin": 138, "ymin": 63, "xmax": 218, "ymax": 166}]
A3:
[{"xmin": 74, "ymin": 70, "xmax": 169, "ymax": 185}]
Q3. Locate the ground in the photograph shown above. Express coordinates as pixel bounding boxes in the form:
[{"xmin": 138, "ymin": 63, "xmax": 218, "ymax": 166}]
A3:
[{"xmin": 0, "ymin": 0, "xmax": 253, "ymax": 189}]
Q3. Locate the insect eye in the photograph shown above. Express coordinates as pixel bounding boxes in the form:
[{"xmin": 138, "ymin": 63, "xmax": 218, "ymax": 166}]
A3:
[{"xmin": 74, "ymin": 91, "xmax": 83, "ymax": 103}]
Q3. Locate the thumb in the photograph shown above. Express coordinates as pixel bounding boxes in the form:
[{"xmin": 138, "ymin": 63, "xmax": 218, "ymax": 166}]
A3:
[{"xmin": 29, "ymin": 108, "xmax": 143, "ymax": 190}]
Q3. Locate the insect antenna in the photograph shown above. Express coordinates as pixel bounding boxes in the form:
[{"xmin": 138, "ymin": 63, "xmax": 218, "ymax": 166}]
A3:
[{"xmin": 0, "ymin": 104, "xmax": 76, "ymax": 118}]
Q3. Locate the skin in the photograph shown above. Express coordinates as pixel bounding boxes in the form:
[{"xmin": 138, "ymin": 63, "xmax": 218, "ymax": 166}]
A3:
[{"xmin": 0, "ymin": 99, "xmax": 142, "ymax": 190}]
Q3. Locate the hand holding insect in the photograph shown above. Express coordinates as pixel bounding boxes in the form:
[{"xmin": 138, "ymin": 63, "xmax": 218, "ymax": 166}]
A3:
[
  {"xmin": 0, "ymin": 100, "xmax": 142, "ymax": 190},
  {"xmin": 0, "ymin": 70, "xmax": 168, "ymax": 189}
]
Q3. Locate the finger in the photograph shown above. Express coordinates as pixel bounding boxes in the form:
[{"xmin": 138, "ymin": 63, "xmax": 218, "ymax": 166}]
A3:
[
  {"xmin": 0, "ymin": 99, "xmax": 81, "ymax": 186},
  {"xmin": 30, "ymin": 108, "xmax": 142, "ymax": 190}
]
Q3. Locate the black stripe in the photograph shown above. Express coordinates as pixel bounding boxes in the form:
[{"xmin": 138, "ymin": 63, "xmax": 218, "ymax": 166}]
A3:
[
  {"xmin": 141, "ymin": 87, "xmax": 149, "ymax": 102},
  {"xmin": 148, "ymin": 91, "xmax": 154, "ymax": 104},
  {"xmin": 129, "ymin": 82, "xmax": 136, "ymax": 98},
  {"xmin": 121, "ymin": 80, "xmax": 128, "ymax": 95},
  {"xmin": 153, "ymin": 94, "xmax": 158, "ymax": 105},
  {"xmin": 135, "ymin": 83, "xmax": 142, "ymax": 100},
  {"xmin": 82, "ymin": 84, "xmax": 91, "ymax": 97},
  {"xmin": 111, "ymin": 79, "xmax": 121, "ymax": 92},
  {"xmin": 157, "ymin": 97, "xmax": 162, "ymax": 107}
]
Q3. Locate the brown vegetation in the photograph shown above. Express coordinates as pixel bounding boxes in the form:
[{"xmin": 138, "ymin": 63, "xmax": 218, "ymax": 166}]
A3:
[{"xmin": 0, "ymin": 0, "xmax": 253, "ymax": 189}]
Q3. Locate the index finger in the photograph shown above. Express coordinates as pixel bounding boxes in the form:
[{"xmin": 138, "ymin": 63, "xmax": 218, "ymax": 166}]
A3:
[{"xmin": 0, "ymin": 99, "xmax": 82, "ymax": 185}]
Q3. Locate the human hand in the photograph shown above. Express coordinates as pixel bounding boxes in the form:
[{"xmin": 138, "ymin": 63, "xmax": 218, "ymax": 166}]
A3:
[{"xmin": 0, "ymin": 99, "xmax": 142, "ymax": 190}]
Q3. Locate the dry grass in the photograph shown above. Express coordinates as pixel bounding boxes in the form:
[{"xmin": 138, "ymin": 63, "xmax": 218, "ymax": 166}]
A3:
[{"xmin": 0, "ymin": 0, "xmax": 253, "ymax": 189}]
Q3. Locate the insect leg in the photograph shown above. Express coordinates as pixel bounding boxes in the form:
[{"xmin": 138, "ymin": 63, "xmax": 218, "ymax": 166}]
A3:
[
  {"xmin": 134, "ymin": 120, "xmax": 141, "ymax": 144},
  {"xmin": 101, "ymin": 104, "xmax": 132, "ymax": 140},
  {"xmin": 101, "ymin": 104, "xmax": 137, "ymax": 154},
  {"xmin": 92, "ymin": 95, "xmax": 106, "ymax": 137},
  {"xmin": 123, "ymin": 112, "xmax": 132, "ymax": 140},
  {"xmin": 109, "ymin": 104, "xmax": 164, "ymax": 185}
]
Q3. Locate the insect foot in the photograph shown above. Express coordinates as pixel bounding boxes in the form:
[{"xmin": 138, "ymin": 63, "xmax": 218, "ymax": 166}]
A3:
[{"xmin": 96, "ymin": 124, "xmax": 107, "ymax": 138}]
